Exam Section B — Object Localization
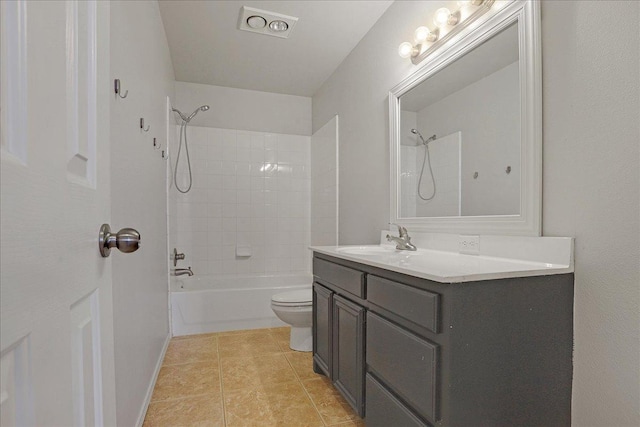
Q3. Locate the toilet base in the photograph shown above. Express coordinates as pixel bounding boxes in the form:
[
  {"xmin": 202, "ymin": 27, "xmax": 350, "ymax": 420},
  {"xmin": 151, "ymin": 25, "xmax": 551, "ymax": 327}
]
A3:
[{"xmin": 289, "ymin": 326, "xmax": 312, "ymax": 352}]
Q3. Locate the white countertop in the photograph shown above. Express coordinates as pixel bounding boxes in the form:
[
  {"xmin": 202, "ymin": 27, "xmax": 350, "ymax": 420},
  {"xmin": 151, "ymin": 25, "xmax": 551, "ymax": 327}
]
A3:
[{"xmin": 310, "ymin": 233, "xmax": 574, "ymax": 283}]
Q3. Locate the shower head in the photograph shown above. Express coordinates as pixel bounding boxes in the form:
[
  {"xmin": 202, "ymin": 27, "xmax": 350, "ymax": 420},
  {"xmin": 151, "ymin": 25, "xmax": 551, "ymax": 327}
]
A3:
[
  {"xmin": 172, "ymin": 105, "xmax": 210, "ymax": 123},
  {"xmin": 411, "ymin": 129, "xmax": 436, "ymax": 145},
  {"xmin": 186, "ymin": 105, "xmax": 210, "ymax": 122}
]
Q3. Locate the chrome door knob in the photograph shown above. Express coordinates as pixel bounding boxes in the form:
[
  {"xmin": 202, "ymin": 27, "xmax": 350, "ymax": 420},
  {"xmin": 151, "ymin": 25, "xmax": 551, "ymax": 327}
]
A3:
[{"xmin": 99, "ymin": 224, "xmax": 141, "ymax": 257}]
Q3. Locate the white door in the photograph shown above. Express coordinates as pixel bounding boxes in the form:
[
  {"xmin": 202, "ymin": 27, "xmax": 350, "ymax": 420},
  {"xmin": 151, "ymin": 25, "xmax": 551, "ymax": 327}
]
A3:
[{"xmin": 1, "ymin": 1, "xmax": 117, "ymax": 425}]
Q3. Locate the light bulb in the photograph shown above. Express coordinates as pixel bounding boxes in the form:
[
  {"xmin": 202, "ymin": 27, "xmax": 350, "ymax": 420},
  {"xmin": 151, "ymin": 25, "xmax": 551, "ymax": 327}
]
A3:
[
  {"xmin": 433, "ymin": 7, "xmax": 458, "ymax": 27},
  {"xmin": 398, "ymin": 42, "xmax": 416, "ymax": 59},
  {"xmin": 414, "ymin": 26, "xmax": 437, "ymax": 43},
  {"xmin": 414, "ymin": 26, "xmax": 429, "ymax": 43}
]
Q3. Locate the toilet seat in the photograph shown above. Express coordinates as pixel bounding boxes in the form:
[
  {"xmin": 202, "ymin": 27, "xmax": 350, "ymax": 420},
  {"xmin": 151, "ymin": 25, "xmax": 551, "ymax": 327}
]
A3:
[{"xmin": 271, "ymin": 289, "xmax": 312, "ymax": 306}]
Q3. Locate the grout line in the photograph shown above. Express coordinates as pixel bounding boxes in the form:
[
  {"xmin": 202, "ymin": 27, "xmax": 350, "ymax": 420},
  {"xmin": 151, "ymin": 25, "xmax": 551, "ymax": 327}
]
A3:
[
  {"xmin": 149, "ymin": 392, "xmax": 217, "ymax": 404},
  {"xmin": 216, "ymin": 334, "xmax": 228, "ymax": 427},
  {"xmin": 283, "ymin": 350, "xmax": 329, "ymax": 427}
]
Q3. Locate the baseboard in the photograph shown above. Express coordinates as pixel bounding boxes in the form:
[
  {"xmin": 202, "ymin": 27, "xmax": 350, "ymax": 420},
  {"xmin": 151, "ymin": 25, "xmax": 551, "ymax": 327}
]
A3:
[{"xmin": 135, "ymin": 333, "xmax": 171, "ymax": 427}]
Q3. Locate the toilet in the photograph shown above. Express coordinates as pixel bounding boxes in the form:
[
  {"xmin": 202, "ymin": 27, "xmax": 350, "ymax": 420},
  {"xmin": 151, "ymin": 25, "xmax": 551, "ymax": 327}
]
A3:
[{"xmin": 271, "ymin": 288, "xmax": 313, "ymax": 352}]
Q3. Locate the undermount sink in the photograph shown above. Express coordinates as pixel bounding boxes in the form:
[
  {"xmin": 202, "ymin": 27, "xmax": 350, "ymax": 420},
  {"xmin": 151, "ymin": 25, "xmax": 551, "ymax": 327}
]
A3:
[{"xmin": 335, "ymin": 245, "xmax": 400, "ymax": 256}]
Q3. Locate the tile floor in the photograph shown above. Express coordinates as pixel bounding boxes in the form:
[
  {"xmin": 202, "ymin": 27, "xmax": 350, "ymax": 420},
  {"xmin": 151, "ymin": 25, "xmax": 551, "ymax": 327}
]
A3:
[{"xmin": 143, "ymin": 327, "xmax": 364, "ymax": 427}]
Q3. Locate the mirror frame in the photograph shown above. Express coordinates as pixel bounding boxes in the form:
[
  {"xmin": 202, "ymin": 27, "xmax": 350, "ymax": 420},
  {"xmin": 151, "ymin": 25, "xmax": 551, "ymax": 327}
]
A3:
[{"xmin": 389, "ymin": 0, "xmax": 541, "ymax": 236}]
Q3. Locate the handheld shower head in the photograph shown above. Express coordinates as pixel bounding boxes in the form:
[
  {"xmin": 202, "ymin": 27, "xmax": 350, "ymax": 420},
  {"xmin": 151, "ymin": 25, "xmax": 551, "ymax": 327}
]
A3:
[
  {"xmin": 186, "ymin": 105, "xmax": 210, "ymax": 122},
  {"xmin": 411, "ymin": 129, "xmax": 436, "ymax": 145},
  {"xmin": 173, "ymin": 105, "xmax": 210, "ymax": 123}
]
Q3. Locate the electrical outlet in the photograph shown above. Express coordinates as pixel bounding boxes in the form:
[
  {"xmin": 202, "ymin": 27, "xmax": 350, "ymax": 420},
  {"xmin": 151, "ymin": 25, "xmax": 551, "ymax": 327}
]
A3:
[{"xmin": 459, "ymin": 235, "xmax": 480, "ymax": 255}]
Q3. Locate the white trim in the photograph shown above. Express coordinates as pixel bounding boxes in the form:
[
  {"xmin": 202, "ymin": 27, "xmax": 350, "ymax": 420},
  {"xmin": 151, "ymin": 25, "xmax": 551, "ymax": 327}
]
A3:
[
  {"xmin": 334, "ymin": 115, "xmax": 340, "ymax": 245},
  {"xmin": 390, "ymin": 0, "xmax": 541, "ymax": 236},
  {"xmin": 134, "ymin": 333, "xmax": 171, "ymax": 427},
  {"xmin": 0, "ymin": 0, "xmax": 28, "ymax": 163}
]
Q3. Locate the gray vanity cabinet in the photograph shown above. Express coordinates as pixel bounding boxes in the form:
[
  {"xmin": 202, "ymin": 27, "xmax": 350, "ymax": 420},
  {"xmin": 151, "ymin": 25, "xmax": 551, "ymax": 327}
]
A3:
[
  {"xmin": 312, "ymin": 283, "xmax": 333, "ymax": 377},
  {"xmin": 332, "ymin": 295, "xmax": 365, "ymax": 415},
  {"xmin": 312, "ymin": 252, "xmax": 574, "ymax": 427}
]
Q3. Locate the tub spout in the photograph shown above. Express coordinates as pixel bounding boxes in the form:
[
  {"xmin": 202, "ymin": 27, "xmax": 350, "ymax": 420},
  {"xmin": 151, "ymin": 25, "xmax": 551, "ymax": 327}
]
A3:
[{"xmin": 174, "ymin": 267, "xmax": 194, "ymax": 276}]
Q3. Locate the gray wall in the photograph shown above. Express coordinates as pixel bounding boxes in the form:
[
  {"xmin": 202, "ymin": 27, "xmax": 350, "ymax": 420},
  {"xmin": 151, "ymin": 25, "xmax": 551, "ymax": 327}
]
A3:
[
  {"xmin": 110, "ymin": 1, "xmax": 175, "ymax": 425},
  {"xmin": 312, "ymin": 1, "xmax": 640, "ymax": 425},
  {"xmin": 175, "ymin": 81, "xmax": 312, "ymax": 136}
]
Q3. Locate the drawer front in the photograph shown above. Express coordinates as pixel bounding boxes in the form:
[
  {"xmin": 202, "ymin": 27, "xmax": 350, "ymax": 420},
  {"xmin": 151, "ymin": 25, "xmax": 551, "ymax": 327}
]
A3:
[
  {"xmin": 366, "ymin": 313, "xmax": 438, "ymax": 422},
  {"xmin": 367, "ymin": 275, "xmax": 440, "ymax": 334},
  {"xmin": 313, "ymin": 257, "xmax": 365, "ymax": 298},
  {"xmin": 366, "ymin": 374, "xmax": 429, "ymax": 427}
]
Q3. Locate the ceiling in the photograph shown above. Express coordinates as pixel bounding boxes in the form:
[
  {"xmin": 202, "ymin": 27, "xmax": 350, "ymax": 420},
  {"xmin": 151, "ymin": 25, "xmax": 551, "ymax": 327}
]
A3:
[{"xmin": 158, "ymin": 1, "xmax": 393, "ymax": 97}]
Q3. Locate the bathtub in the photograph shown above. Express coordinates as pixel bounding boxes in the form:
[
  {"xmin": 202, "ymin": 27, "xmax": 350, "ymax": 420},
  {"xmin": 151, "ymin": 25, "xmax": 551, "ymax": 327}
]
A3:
[{"xmin": 170, "ymin": 274, "xmax": 312, "ymax": 337}]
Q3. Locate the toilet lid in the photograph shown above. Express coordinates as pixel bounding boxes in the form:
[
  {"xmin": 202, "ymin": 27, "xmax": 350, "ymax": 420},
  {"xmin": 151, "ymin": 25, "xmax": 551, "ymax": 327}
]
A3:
[{"xmin": 271, "ymin": 289, "xmax": 312, "ymax": 304}]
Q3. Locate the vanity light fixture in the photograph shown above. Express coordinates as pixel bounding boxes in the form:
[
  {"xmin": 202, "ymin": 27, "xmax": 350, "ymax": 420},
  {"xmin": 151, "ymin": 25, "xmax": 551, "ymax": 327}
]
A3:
[{"xmin": 398, "ymin": 0, "xmax": 499, "ymax": 63}]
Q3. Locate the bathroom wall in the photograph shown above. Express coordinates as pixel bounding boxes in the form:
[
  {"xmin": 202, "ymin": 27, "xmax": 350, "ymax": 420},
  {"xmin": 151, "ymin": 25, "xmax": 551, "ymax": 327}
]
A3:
[
  {"xmin": 110, "ymin": 1, "xmax": 174, "ymax": 426},
  {"xmin": 175, "ymin": 81, "xmax": 311, "ymax": 136},
  {"xmin": 312, "ymin": 1, "xmax": 640, "ymax": 425},
  {"xmin": 170, "ymin": 125, "xmax": 311, "ymax": 277},
  {"xmin": 311, "ymin": 116, "xmax": 339, "ymax": 246}
]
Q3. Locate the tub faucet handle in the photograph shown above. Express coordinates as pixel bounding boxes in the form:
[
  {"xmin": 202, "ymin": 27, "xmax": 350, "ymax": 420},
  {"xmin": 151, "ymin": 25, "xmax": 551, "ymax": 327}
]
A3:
[{"xmin": 173, "ymin": 248, "xmax": 186, "ymax": 267}]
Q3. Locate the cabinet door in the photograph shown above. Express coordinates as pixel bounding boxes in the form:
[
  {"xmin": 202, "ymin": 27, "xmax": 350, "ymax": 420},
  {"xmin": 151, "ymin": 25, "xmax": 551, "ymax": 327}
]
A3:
[
  {"xmin": 333, "ymin": 295, "xmax": 365, "ymax": 417},
  {"xmin": 313, "ymin": 283, "xmax": 333, "ymax": 377}
]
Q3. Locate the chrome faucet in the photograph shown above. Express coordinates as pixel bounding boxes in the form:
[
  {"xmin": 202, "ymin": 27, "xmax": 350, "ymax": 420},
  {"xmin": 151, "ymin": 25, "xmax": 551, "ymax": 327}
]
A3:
[
  {"xmin": 386, "ymin": 223, "xmax": 417, "ymax": 251},
  {"xmin": 173, "ymin": 267, "xmax": 194, "ymax": 276}
]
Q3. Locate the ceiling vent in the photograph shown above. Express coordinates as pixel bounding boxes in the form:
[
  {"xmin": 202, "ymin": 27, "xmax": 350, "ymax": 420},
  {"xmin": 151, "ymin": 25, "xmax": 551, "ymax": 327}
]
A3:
[{"xmin": 237, "ymin": 6, "xmax": 298, "ymax": 39}]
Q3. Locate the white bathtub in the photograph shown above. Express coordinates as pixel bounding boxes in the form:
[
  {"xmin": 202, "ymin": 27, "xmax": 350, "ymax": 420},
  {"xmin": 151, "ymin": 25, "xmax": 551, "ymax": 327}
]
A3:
[{"xmin": 170, "ymin": 274, "xmax": 312, "ymax": 337}]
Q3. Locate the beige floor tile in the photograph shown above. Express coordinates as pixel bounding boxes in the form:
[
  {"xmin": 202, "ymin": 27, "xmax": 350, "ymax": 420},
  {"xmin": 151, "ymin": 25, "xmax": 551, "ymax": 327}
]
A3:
[
  {"xmin": 218, "ymin": 327, "xmax": 271, "ymax": 336},
  {"xmin": 218, "ymin": 331, "xmax": 282, "ymax": 358},
  {"xmin": 221, "ymin": 354, "xmax": 298, "ymax": 392},
  {"xmin": 284, "ymin": 351, "xmax": 321, "ymax": 381},
  {"xmin": 171, "ymin": 332, "xmax": 218, "ymax": 341},
  {"xmin": 302, "ymin": 377, "xmax": 359, "ymax": 425},
  {"xmin": 224, "ymin": 381, "xmax": 324, "ymax": 427},
  {"xmin": 325, "ymin": 420, "xmax": 365, "ymax": 427},
  {"xmin": 270, "ymin": 328, "xmax": 292, "ymax": 352},
  {"xmin": 143, "ymin": 395, "xmax": 224, "ymax": 427},
  {"xmin": 151, "ymin": 362, "xmax": 220, "ymax": 402},
  {"xmin": 163, "ymin": 336, "xmax": 217, "ymax": 366}
]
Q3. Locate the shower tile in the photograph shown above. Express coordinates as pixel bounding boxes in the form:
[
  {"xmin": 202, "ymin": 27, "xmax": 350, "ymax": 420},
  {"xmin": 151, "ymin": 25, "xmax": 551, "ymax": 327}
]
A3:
[
  {"xmin": 224, "ymin": 381, "xmax": 323, "ymax": 427},
  {"xmin": 264, "ymin": 134, "xmax": 278, "ymax": 150},
  {"xmin": 302, "ymin": 377, "xmax": 360, "ymax": 426},
  {"xmin": 220, "ymin": 354, "xmax": 296, "ymax": 392},
  {"xmin": 151, "ymin": 362, "xmax": 220, "ymax": 402},
  {"xmin": 143, "ymin": 395, "xmax": 224, "ymax": 427}
]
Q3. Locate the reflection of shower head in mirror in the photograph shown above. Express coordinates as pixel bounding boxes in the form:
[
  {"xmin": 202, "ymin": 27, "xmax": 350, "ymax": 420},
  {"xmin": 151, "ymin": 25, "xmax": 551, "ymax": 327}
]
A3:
[
  {"xmin": 411, "ymin": 128, "xmax": 437, "ymax": 145},
  {"xmin": 410, "ymin": 129, "xmax": 438, "ymax": 201}
]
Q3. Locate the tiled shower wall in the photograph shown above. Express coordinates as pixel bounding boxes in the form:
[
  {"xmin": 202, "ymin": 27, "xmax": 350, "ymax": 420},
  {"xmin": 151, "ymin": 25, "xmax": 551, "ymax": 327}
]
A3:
[{"xmin": 169, "ymin": 126, "xmax": 311, "ymax": 277}]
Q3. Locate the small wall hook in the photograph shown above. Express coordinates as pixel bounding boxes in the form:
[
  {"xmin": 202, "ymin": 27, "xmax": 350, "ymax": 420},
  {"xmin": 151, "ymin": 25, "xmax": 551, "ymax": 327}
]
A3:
[
  {"xmin": 114, "ymin": 79, "xmax": 128, "ymax": 99},
  {"xmin": 153, "ymin": 137, "xmax": 161, "ymax": 150},
  {"xmin": 140, "ymin": 118, "xmax": 150, "ymax": 132},
  {"xmin": 505, "ymin": 166, "xmax": 512, "ymax": 174},
  {"xmin": 161, "ymin": 150, "xmax": 168, "ymax": 159},
  {"xmin": 473, "ymin": 172, "xmax": 479, "ymax": 179}
]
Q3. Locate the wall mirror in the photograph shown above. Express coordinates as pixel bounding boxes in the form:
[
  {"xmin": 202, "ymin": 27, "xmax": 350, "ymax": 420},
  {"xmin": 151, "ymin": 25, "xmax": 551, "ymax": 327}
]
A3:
[{"xmin": 390, "ymin": 1, "xmax": 541, "ymax": 235}]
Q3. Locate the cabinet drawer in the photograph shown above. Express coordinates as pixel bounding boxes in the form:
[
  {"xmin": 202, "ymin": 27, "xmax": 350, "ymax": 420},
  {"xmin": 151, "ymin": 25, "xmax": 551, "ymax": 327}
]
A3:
[
  {"xmin": 313, "ymin": 257, "xmax": 365, "ymax": 298},
  {"xmin": 366, "ymin": 374, "xmax": 429, "ymax": 427},
  {"xmin": 367, "ymin": 313, "xmax": 438, "ymax": 423},
  {"xmin": 367, "ymin": 275, "xmax": 440, "ymax": 333}
]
